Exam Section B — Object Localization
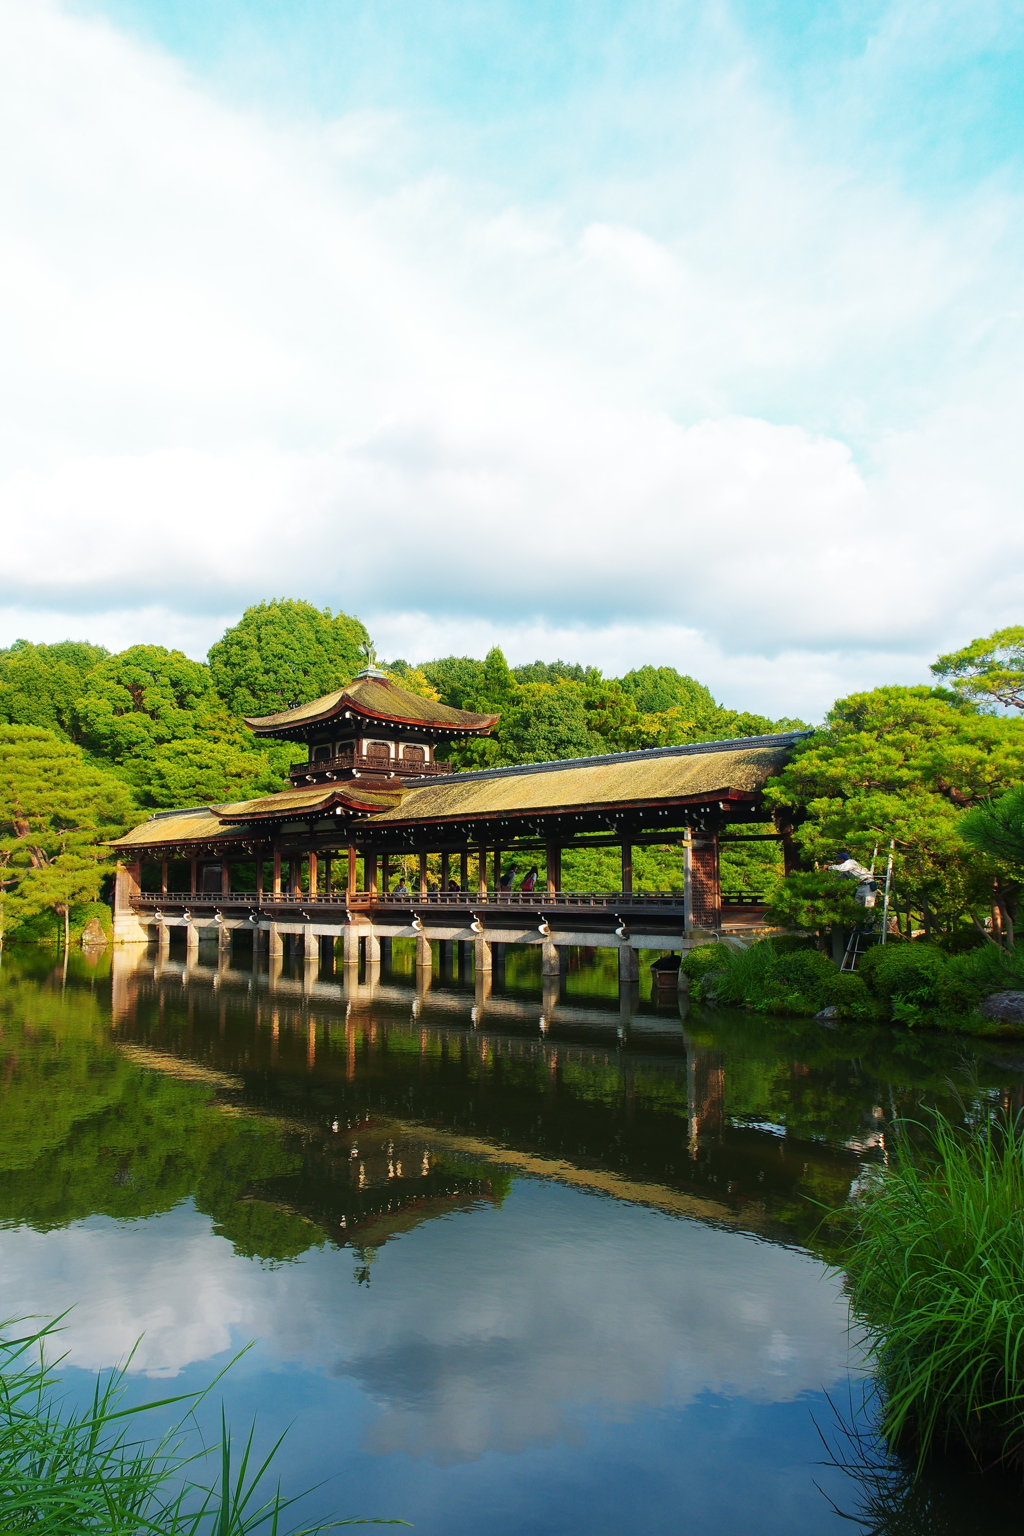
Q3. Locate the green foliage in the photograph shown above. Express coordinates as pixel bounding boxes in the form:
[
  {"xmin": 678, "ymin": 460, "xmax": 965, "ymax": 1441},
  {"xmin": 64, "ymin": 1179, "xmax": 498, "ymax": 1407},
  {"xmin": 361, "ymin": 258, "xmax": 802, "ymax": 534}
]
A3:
[
  {"xmin": 958, "ymin": 785, "xmax": 1024, "ymax": 873},
  {"xmin": 0, "ymin": 1318, "xmax": 392, "ymax": 1532},
  {"xmin": 765, "ymin": 684, "xmax": 1024, "ymax": 938},
  {"xmin": 0, "ymin": 640, "xmax": 107, "ymax": 738},
  {"xmin": 618, "ymin": 665, "xmax": 717, "ymax": 718},
  {"xmin": 208, "ymin": 599, "xmax": 369, "ymax": 717},
  {"xmin": 73, "ymin": 646, "xmax": 287, "ymax": 808},
  {"xmin": 499, "ymin": 682, "xmax": 597, "ymax": 763},
  {"xmin": 512, "ymin": 659, "xmax": 593, "ymax": 685},
  {"xmin": 842, "ymin": 1110, "xmax": 1024, "ymax": 1472},
  {"xmin": 932, "ymin": 624, "xmax": 1024, "ymax": 712},
  {"xmin": 0, "ymin": 727, "xmax": 135, "ymax": 941},
  {"xmin": 680, "ymin": 944, "xmax": 728, "ymax": 982},
  {"xmin": 694, "ymin": 937, "xmax": 875, "ymax": 1018},
  {"xmin": 763, "ymin": 870, "xmax": 863, "ymax": 932},
  {"xmin": 857, "ymin": 944, "xmax": 982, "ymax": 1026}
]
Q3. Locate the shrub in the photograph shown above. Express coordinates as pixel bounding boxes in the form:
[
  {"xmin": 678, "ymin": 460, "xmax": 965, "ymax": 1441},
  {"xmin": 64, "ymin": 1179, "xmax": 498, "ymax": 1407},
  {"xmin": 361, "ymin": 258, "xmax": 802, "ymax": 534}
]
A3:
[
  {"xmin": 859, "ymin": 943, "xmax": 982, "ymax": 1026},
  {"xmin": 843, "ymin": 1110, "xmax": 1024, "ymax": 1472},
  {"xmin": 680, "ymin": 944, "xmax": 727, "ymax": 982}
]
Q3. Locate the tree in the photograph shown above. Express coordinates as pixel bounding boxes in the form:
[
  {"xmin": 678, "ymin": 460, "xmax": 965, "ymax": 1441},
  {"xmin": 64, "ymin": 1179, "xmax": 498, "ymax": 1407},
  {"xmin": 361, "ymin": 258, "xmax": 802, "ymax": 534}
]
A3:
[
  {"xmin": 959, "ymin": 786, "xmax": 1024, "ymax": 870},
  {"xmin": 932, "ymin": 625, "xmax": 1024, "ymax": 711},
  {"xmin": 0, "ymin": 726, "xmax": 136, "ymax": 948},
  {"xmin": 0, "ymin": 639, "xmax": 107, "ymax": 738},
  {"xmin": 764, "ymin": 685, "xmax": 1024, "ymax": 941},
  {"xmin": 617, "ymin": 665, "xmax": 717, "ymax": 719},
  {"xmin": 499, "ymin": 683, "xmax": 598, "ymax": 764},
  {"xmin": 72, "ymin": 645, "xmax": 288, "ymax": 807},
  {"xmin": 207, "ymin": 599, "xmax": 370, "ymax": 716}
]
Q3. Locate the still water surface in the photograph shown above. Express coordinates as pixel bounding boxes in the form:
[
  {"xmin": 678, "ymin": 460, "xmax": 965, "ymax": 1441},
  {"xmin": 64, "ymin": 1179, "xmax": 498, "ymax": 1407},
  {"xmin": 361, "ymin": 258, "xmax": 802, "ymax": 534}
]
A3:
[{"xmin": 2, "ymin": 941, "xmax": 1024, "ymax": 1534}]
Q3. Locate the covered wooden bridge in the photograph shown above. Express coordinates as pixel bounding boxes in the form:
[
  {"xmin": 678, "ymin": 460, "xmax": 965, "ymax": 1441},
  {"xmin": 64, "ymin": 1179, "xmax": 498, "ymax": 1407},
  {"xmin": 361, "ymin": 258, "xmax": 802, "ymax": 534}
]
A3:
[{"xmin": 110, "ymin": 668, "xmax": 804, "ymax": 984}]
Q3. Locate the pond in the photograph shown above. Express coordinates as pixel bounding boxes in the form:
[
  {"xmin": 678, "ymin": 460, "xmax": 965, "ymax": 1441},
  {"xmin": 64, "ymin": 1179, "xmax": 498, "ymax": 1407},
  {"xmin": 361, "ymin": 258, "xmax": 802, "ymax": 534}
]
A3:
[{"xmin": 2, "ymin": 940, "xmax": 1023, "ymax": 1534}]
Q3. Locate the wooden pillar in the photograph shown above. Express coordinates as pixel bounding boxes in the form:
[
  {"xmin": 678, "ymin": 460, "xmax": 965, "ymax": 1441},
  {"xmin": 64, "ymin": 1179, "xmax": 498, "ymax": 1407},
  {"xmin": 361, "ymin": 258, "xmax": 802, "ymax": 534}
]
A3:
[
  {"xmin": 441, "ymin": 851, "xmax": 450, "ymax": 890},
  {"xmin": 460, "ymin": 849, "xmax": 469, "ymax": 891},
  {"xmin": 347, "ymin": 843, "xmax": 358, "ymax": 894},
  {"xmin": 289, "ymin": 858, "xmax": 300, "ymax": 897},
  {"xmin": 477, "ymin": 843, "xmax": 488, "ymax": 898},
  {"xmin": 366, "ymin": 852, "xmax": 377, "ymax": 899},
  {"xmin": 621, "ymin": 842, "xmax": 632, "ymax": 894},
  {"xmin": 308, "ymin": 851, "xmax": 318, "ymax": 897},
  {"xmin": 256, "ymin": 857, "xmax": 263, "ymax": 899},
  {"xmin": 221, "ymin": 861, "xmax": 231, "ymax": 896},
  {"xmin": 419, "ymin": 851, "xmax": 428, "ymax": 898},
  {"xmin": 160, "ymin": 859, "xmax": 168, "ymax": 895},
  {"xmin": 190, "ymin": 856, "xmax": 198, "ymax": 897},
  {"xmin": 272, "ymin": 849, "xmax": 282, "ymax": 896},
  {"xmin": 545, "ymin": 839, "xmax": 561, "ymax": 896}
]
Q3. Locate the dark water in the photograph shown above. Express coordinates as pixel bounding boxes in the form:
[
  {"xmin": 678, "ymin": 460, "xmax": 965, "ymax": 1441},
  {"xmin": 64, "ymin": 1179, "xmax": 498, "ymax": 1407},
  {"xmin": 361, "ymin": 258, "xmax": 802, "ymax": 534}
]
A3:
[{"xmin": 2, "ymin": 941, "xmax": 1023, "ymax": 1534}]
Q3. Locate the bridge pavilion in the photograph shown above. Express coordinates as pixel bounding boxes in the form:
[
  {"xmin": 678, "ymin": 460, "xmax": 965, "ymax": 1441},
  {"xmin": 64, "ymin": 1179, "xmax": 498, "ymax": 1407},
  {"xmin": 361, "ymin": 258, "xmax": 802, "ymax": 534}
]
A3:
[{"xmin": 110, "ymin": 666, "xmax": 804, "ymax": 981}]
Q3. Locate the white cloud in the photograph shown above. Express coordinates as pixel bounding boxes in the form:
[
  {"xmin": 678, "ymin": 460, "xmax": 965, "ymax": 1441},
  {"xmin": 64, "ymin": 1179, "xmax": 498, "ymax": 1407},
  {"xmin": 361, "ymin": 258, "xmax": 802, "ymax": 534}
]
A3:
[
  {"xmin": 0, "ymin": 1189, "xmax": 857, "ymax": 1459},
  {"xmin": 0, "ymin": 0, "xmax": 1021, "ymax": 718}
]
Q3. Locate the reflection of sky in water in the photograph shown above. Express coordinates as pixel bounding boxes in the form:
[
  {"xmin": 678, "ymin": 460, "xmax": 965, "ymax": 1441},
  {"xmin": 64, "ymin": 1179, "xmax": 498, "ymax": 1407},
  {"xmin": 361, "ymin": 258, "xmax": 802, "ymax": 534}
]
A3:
[{"xmin": 0, "ymin": 1178, "xmax": 864, "ymax": 1532}]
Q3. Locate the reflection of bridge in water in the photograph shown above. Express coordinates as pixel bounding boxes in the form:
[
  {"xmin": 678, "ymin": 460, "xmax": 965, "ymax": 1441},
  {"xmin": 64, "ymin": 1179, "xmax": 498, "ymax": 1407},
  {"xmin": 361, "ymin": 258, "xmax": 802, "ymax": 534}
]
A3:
[{"xmin": 107, "ymin": 946, "xmax": 863, "ymax": 1250}]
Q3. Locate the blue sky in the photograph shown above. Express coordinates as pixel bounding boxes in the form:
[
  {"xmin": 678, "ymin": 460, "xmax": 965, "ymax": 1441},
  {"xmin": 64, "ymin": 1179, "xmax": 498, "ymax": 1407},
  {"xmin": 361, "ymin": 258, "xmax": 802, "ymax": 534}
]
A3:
[{"xmin": 1, "ymin": 0, "xmax": 1022, "ymax": 716}]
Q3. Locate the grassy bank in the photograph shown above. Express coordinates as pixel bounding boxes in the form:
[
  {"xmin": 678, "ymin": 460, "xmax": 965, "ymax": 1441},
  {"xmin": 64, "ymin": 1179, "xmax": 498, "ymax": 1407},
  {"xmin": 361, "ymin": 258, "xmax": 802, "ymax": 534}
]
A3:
[
  {"xmin": 0, "ymin": 1319, "xmax": 397, "ymax": 1533},
  {"xmin": 681, "ymin": 936, "xmax": 1024, "ymax": 1033},
  {"xmin": 838, "ymin": 1110, "xmax": 1024, "ymax": 1475}
]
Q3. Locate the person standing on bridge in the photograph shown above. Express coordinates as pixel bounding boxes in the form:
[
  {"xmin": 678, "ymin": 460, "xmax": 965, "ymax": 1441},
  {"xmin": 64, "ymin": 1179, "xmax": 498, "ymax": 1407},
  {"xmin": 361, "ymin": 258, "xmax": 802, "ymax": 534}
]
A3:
[{"xmin": 519, "ymin": 867, "xmax": 538, "ymax": 893}]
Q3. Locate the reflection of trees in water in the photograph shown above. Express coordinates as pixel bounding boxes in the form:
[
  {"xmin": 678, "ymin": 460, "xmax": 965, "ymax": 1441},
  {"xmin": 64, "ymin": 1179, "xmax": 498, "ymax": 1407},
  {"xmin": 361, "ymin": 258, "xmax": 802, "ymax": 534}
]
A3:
[{"xmin": 819, "ymin": 1390, "xmax": 1023, "ymax": 1536}]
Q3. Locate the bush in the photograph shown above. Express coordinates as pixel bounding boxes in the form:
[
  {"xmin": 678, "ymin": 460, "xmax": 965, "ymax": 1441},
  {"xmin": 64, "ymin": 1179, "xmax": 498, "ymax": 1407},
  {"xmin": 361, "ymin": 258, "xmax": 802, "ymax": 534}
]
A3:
[
  {"xmin": 680, "ymin": 944, "xmax": 728, "ymax": 982},
  {"xmin": 859, "ymin": 943, "xmax": 982, "ymax": 1026},
  {"xmin": 843, "ymin": 1110, "xmax": 1024, "ymax": 1472}
]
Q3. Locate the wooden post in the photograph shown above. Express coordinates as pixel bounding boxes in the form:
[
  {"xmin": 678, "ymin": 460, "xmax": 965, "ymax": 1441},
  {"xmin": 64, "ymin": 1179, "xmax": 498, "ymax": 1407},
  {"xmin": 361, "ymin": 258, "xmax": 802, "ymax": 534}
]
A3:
[
  {"xmin": 419, "ymin": 850, "xmax": 428, "ymax": 898},
  {"xmin": 683, "ymin": 828, "xmax": 693, "ymax": 932},
  {"xmin": 621, "ymin": 842, "xmax": 632, "ymax": 894},
  {"xmin": 308, "ymin": 851, "xmax": 318, "ymax": 897},
  {"xmin": 441, "ymin": 851, "xmax": 450, "ymax": 890},
  {"xmin": 221, "ymin": 861, "xmax": 231, "ymax": 896},
  {"xmin": 690, "ymin": 835, "xmax": 721, "ymax": 929},
  {"xmin": 366, "ymin": 852, "xmax": 378, "ymax": 898},
  {"xmin": 347, "ymin": 843, "xmax": 358, "ymax": 893},
  {"xmin": 256, "ymin": 857, "xmax": 263, "ymax": 899},
  {"xmin": 160, "ymin": 859, "xmax": 168, "ymax": 895},
  {"xmin": 460, "ymin": 849, "xmax": 469, "ymax": 891},
  {"xmin": 545, "ymin": 839, "xmax": 560, "ymax": 896},
  {"xmin": 190, "ymin": 857, "xmax": 198, "ymax": 897},
  {"xmin": 289, "ymin": 858, "xmax": 300, "ymax": 897},
  {"xmin": 477, "ymin": 843, "xmax": 488, "ymax": 898},
  {"xmin": 272, "ymin": 849, "xmax": 282, "ymax": 896}
]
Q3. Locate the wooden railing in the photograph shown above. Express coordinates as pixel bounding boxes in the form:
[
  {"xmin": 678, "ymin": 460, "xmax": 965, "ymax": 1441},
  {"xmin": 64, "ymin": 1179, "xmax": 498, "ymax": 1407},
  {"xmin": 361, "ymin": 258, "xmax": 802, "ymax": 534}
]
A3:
[
  {"xmin": 288, "ymin": 753, "xmax": 452, "ymax": 783},
  {"xmin": 132, "ymin": 889, "xmax": 766, "ymax": 914}
]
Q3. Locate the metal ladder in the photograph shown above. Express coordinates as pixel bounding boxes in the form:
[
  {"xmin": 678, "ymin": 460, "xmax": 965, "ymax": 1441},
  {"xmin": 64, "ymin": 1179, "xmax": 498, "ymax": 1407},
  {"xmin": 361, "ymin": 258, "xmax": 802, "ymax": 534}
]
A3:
[{"xmin": 841, "ymin": 842, "xmax": 895, "ymax": 972}]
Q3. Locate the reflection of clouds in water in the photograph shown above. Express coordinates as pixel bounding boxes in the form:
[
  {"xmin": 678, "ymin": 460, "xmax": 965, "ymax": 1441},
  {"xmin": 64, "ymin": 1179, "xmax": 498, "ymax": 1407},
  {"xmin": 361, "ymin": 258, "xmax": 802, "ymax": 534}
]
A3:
[{"xmin": 0, "ymin": 1185, "xmax": 856, "ymax": 1460}]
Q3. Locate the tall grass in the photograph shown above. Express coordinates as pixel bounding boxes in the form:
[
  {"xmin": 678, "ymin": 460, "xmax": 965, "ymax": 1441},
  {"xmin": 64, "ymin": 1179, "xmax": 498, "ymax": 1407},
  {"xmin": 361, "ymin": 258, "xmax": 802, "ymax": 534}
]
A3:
[
  {"xmin": 843, "ymin": 1111, "xmax": 1024, "ymax": 1474},
  {"xmin": 0, "ymin": 1317, "xmax": 403, "ymax": 1533}
]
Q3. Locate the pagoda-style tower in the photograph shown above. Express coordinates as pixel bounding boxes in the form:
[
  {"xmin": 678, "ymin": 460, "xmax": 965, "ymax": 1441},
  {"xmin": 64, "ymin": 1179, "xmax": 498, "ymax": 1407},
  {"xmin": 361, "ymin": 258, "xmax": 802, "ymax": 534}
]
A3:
[{"xmin": 244, "ymin": 666, "xmax": 498, "ymax": 788}]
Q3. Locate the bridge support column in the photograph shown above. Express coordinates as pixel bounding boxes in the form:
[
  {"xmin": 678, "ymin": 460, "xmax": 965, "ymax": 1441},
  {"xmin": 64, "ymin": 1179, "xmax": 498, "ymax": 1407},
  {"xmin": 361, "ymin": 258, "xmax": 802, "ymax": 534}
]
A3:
[
  {"xmin": 474, "ymin": 935, "xmax": 492, "ymax": 973},
  {"xmin": 268, "ymin": 922, "xmax": 283, "ymax": 960},
  {"xmin": 185, "ymin": 920, "xmax": 199, "ymax": 966},
  {"xmin": 416, "ymin": 933, "xmax": 432, "ymax": 976},
  {"xmin": 365, "ymin": 931, "xmax": 381, "ymax": 985},
  {"xmin": 217, "ymin": 919, "xmax": 231, "ymax": 955},
  {"xmin": 156, "ymin": 922, "xmax": 170, "ymax": 962},
  {"xmin": 618, "ymin": 945, "xmax": 640, "ymax": 983},
  {"xmin": 541, "ymin": 941, "xmax": 560, "ymax": 977},
  {"xmin": 343, "ymin": 923, "xmax": 360, "ymax": 968}
]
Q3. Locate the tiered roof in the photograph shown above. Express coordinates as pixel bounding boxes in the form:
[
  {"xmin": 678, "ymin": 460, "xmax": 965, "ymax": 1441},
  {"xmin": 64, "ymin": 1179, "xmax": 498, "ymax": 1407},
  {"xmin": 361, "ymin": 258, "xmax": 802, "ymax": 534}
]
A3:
[{"xmin": 244, "ymin": 672, "xmax": 498, "ymax": 738}]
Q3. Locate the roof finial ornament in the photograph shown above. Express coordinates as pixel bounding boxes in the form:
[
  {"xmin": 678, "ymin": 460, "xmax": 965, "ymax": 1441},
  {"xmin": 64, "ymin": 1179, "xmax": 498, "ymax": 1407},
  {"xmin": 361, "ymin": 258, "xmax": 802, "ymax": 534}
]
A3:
[{"xmin": 355, "ymin": 639, "xmax": 387, "ymax": 680}]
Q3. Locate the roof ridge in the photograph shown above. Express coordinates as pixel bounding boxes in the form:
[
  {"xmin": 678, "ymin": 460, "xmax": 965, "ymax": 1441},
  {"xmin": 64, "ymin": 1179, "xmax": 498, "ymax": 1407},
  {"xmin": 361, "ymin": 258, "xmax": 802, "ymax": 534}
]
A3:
[{"xmin": 425, "ymin": 731, "xmax": 811, "ymax": 786}]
